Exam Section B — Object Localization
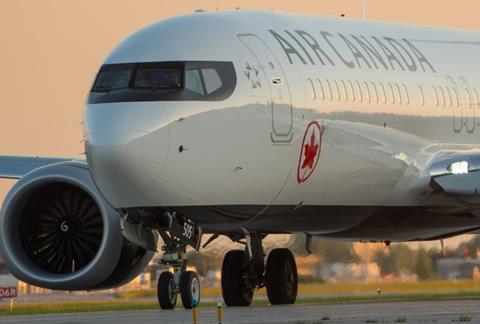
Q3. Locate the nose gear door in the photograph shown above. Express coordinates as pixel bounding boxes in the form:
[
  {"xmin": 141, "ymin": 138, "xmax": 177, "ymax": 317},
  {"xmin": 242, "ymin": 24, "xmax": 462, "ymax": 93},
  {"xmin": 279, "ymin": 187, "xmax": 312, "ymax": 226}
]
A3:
[{"xmin": 238, "ymin": 34, "xmax": 293, "ymax": 143}]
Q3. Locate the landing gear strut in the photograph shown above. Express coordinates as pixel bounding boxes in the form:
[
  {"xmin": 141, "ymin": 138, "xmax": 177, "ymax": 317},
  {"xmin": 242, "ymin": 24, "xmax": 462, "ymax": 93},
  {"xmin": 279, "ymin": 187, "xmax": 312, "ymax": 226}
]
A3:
[
  {"xmin": 156, "ymin": 227, "xmax": 201, "ymax": 310},
  {"xmin": 221, "ymin": 232, "xmax": 298, "ymax": 306}
]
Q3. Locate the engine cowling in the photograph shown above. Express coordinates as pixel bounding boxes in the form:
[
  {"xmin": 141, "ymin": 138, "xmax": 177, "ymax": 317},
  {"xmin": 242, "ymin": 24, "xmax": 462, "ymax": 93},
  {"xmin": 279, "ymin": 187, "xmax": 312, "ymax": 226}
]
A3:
[{"xmin": 0, "ymin": 161, "xmax": 154, "ymax": 290}]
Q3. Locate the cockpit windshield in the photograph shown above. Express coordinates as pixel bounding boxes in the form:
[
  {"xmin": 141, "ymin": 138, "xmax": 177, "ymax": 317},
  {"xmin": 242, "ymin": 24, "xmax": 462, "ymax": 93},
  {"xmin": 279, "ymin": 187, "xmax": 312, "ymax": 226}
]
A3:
[
  {"xmin": 133, "ymin": 68, "xmax": 182, "ymax": 89},
  {"xmin": 91, "ymin": 65, "xmax": 132, "ymax": 92},
  {"xmin": 88, "ymin": 61, "xmax": 236, "ymax": 104}
]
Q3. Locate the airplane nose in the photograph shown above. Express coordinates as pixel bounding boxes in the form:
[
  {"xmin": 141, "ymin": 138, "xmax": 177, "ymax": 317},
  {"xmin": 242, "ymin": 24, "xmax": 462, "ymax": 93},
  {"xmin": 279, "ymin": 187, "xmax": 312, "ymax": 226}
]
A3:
[{"xmin": 84, "ymin": 103, "xmax": 169, "ymax": 207}]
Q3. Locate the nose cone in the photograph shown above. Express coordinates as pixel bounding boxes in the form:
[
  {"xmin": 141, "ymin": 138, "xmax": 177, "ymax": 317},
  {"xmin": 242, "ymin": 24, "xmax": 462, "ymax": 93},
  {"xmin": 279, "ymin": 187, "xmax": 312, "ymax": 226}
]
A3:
[{"xmin": 85, "ymin": 103, "xmax": 169, "ymax": 207}]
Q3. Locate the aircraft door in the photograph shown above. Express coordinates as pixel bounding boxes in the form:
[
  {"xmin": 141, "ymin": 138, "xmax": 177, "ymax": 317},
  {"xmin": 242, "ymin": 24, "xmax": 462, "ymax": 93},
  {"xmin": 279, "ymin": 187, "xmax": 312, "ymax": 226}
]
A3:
[
  {"xmin": 238, "ymin": 34, "xmax": 293, "ymax": 143},
  {"xmin": 447, "ymin": 76, "xmax": 463, "ymax": 133},
  {"xmin": 459, "ymin": 77, "xmax": 475, "ymax": 133}
]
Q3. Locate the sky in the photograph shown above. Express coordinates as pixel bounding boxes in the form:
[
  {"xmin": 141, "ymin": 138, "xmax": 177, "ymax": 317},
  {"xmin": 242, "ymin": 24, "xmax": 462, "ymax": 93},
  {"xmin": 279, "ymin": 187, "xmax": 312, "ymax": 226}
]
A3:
[{"xmin": 1, "ymin": 0, "xmax": 479, "ymax": 248}]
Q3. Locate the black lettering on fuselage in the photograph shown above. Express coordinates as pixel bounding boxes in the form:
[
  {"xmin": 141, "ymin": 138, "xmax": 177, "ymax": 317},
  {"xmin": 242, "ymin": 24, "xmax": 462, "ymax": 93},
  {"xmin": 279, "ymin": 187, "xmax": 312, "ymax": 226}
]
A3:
[
  {"xmin": 267, "ymin": 29, "xmax": 436, "ymax": 74},
  {"xmin": 384, "ymin": 37, "xmax": 417, "ymax": 72},
  {"xmin": 320, "ymin": 31, "xmax": 355, "ymax": 69},
  {"xmin": 284, "ymin": 30, "xmax": 315, "ymax": 65},
  {"xmin": 403, "ymin": 38, "xmax": 436, "ymax": 73},
  {"xmin": 351, "ymin": 35, "xmax": 388, "ymax": 70},
  {"xmin": 372, "ymin": 36, "xmax": 405, "ymax": 71},
  {"xmin": 339, "ymin": 33, "xmax": 371, "ymax": 69},
  {"xmin": 295, "ymin": 30, "xmax": 335, "ymax": 66},
  {"xmin": 268, "ymin": 30, "xmax": 307, "ymax": 64}
]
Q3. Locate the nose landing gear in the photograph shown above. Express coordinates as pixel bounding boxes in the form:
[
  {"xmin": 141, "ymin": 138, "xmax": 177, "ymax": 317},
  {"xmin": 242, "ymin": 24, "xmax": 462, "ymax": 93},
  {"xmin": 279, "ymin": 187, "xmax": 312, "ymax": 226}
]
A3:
[
  {"xmin": 157, "ymin": 271, "xmax": 177, "ymax": 309},
  {"xmin": 156, "ymin": 224, "xmax": 201, "ymax": 310},
  {"xmin": 221, "ymin": 233, "xmax": 298, "ymax": 306}
]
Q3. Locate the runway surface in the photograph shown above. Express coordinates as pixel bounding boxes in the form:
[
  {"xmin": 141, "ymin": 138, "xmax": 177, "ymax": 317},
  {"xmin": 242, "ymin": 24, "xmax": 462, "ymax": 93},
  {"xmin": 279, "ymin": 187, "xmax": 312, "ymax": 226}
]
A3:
[{"xmin": 2, "ymin": 299, "xmax": 480, "ymax": 323}]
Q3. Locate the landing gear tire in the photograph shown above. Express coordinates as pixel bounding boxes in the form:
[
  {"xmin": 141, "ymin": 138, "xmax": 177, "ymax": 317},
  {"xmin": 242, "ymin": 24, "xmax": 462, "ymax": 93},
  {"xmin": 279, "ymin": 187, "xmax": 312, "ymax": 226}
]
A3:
[
  {"xmin": 180, "ymin": 271, "xmax": 201, "ymax": 309},
  {"xmin": 158, "ymin": 271, "xmax": 177, "ymax": 310},
  {"xmin": 265, "ymin": 248, "xmax": 298, "ymax": 305},
  {"xmin": 221, "ymin": 250, "xmax": 254, "ymax": 307}
]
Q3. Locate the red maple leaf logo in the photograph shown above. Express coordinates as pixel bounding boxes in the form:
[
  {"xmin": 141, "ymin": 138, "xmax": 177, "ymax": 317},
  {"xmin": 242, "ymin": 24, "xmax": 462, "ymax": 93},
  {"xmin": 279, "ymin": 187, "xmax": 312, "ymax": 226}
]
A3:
[
  {"xmin": 297, "ymin": 120, "xmax": 323, "ymax": 184},
  {"xmin": 301, "ymin": 131, "xmax": 319, "ymax": 170}
]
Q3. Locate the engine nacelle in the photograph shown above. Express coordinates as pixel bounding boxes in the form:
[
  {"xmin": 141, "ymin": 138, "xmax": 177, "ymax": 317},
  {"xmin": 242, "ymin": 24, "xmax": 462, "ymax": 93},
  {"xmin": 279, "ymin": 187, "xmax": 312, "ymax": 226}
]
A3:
[{"xmin": 0, "ymin": 161, "xmax": 153, "ymax": 290}]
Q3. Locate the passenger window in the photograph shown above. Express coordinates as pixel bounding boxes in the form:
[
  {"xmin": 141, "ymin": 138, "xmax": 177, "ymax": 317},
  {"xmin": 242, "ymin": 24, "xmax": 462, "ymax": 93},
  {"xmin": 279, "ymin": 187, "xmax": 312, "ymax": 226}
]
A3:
[
  {"xmin": 433, "ymin": 86, "xmax": 439, "ymax": 106},
  {"xmin": 402, "ymin": 84, "xmax": 409, "ymax": 105},
  {"xmin": 324, "ymin": 79, "xmax": 333, "ymax": 101},
  {"xmin": 307, "ymin": 78, "xmax": 316, "ymax": 100},
  {"xmin": 387, "ymin": 83, "xmax": 395, "ymax": 104},
  {"xmin": 464, "ymin": 88, "xmax": 472, "ymax": 108},
  {"xmin": 333, "ymin": 80, "xmax": 340, "ymax": 101},
  {"xmin": 452, "ymin": 87, "xmax": 460, "ymax": 107},
  {"xmin": 363, "ymin": 81, "xmax": 370, "ymax": 103},
  {"xmin": 418, "ymin": 85, "xmax": 425, "ymax": 106},
  {"xmin": 185, "ymin": 69, "xmax": 205, "ymax": 95},
  {"xmin": 340, "ymin": 80, "xmax": 348, "ymax": 102},
  {"xmin": 201, "ymin": 68, "xmax": 222, "ymax": 94},
  {"xmin": 438, "ymin": 87, "xmax": 446, "ymax": 107},
  {"xmin": 371, "ymin": 82, "xmax": 378, "ymax": 103},
  {"xmin": 379, "ymin": 83, "xmax": 387, "ymax": 104},
  {"xmin": 445, "ymin": 87, "xmax": 452, "ymax": 107},
  {"xmin": 316, "ymin": 79, "xmax": 325, "ymax": 100},
  {"xmin": 394, "ymin": 83, "xmax": 402, "ymax": 104},
  {"xmin": 473, "ymin": 88, "xmax": 480, "ymax": 108},
  {"xmin": 347, "ymin": 80, "xmax": 355, "ymax": 102},
  {"xmin": 355, "ymin": 81, "xmax": 363, "ymax": 103}
]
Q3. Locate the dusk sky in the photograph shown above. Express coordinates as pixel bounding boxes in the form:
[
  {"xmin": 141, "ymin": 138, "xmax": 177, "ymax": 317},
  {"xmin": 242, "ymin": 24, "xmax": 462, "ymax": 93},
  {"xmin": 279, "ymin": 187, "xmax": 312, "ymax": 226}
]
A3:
[{"xmin": 1, "ymin": 0, "xmax": 479, "ymax": 247}]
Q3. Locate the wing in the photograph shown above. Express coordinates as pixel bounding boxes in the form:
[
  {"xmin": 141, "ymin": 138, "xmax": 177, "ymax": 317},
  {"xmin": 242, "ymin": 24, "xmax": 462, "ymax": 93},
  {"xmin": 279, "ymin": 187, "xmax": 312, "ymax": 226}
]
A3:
[{"xmin": 0, "ymin": 155, "xmax": 79, "ymax": 179}]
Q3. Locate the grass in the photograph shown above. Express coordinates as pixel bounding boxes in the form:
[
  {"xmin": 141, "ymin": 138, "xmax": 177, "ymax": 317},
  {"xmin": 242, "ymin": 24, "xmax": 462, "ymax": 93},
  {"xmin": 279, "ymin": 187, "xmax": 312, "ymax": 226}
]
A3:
[
  {"xmin": 0, "ymin": 300, "xmax": 158, "ymax": 316},
  {"xmin": 4, "ymin": 280, "xmax": 480, "ymax": 317},
  {"xmin": 452, "ymin": 314, "xmax": 473, "ymax": 322},
  {"xmin": 296, "ymin": 280, "xmax": 480, "ymax": 295},
  {"xmin": 394, "ymin": 316, "xmax": 407, "ymax": 322},
  {"xmin": 117, "ymin": 286, "xmax": 221, "ymax": 299},
  {"xmin": 117, "ymin": 280, "xmax": 480, "ymax": 299}
]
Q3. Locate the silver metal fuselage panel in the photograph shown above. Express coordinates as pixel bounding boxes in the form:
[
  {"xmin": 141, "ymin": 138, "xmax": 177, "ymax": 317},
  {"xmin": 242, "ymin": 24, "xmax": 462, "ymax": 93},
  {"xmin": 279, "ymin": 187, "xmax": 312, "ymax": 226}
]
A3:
[{"xmin": 85, "ymin": 10, "xmax": 480, "ymax": 241}]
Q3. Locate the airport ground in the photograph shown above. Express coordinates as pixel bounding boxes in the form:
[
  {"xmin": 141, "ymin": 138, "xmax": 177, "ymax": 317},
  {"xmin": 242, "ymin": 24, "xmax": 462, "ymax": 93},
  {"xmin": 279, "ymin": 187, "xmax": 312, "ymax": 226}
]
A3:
[
  {"xmin": 2, "ymin": 281, "xmax": 480, "ymax": 322},
  {"xmin": 1, "ymin": 300, "xmax": 480, "ymax": 323},
  {"xmin": 0, "ymin": 280, "xmax": 480, "ymax": 324}
]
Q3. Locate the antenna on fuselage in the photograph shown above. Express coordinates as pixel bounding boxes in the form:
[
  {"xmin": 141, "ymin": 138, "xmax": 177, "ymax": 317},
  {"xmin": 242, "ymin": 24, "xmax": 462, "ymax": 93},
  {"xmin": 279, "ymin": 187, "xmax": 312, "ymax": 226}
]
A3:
[{"xmin": 361, "ymin": 0, "xmax": 367, "ymax": 19}]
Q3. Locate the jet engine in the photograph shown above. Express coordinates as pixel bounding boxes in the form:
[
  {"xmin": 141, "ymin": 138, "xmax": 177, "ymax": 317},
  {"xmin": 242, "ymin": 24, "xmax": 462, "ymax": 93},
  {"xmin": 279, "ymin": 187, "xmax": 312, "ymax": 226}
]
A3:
[{"xmin": 0, "ymin": 161, "xmax": 154, "ymax": 290}]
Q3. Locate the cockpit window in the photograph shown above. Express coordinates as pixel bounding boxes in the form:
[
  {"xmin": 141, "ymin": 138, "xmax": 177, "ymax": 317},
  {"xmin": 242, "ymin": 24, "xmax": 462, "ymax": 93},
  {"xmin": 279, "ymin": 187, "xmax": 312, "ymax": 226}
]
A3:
[
  {"xmin": 202, "ymin": 69, "xmax": 222, "ymax": 94},
  {"xmin": 88, "ymin": 61, "xmax": 236, "ymax": 104},
  {"xmin": 185, "ymin": 69, "xmax": 205, "ymax": 95},
  {"xmin": 91, "ymin": 65, "xmax": 132, "ymax": 92},
  {"xmin": 134, "ymin": 68, "xmax": 182, "ymax": 89}
]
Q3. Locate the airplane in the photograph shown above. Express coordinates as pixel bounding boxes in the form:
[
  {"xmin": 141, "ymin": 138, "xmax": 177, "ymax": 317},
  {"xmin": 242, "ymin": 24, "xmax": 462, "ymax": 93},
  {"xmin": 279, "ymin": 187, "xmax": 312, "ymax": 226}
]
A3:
[{"xmin": 1, "ymin": 8, "xmax": 480, "ymax": 310}]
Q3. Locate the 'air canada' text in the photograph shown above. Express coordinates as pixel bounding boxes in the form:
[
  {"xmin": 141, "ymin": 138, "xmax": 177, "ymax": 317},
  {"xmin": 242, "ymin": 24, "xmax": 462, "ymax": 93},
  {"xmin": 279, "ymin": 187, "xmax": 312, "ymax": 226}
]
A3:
[{"xmin": 269, "ymin": 29, "xmax": 436, "ymax": 73}]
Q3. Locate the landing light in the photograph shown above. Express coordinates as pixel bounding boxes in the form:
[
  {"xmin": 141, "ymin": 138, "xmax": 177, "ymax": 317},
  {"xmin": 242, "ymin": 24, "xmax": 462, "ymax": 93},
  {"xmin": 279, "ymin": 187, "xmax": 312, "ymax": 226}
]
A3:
[
  {"xmin": 449, "ymin": 161, "xmax": 469, "ymax": 175},
  {"xmin": 393, "ymin": 152, "xmax": 408, "ymax": 163}
]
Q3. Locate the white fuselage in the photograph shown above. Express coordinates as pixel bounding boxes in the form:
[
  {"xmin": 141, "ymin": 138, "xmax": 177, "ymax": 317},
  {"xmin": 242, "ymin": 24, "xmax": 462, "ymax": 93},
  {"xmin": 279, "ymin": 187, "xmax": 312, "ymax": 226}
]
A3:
[{"xmin": 85, "ymin": 10, "xmax": 480, "ymax": 241}]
